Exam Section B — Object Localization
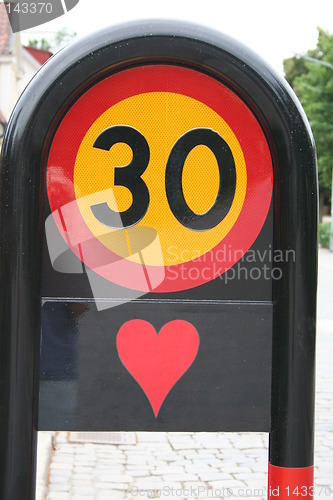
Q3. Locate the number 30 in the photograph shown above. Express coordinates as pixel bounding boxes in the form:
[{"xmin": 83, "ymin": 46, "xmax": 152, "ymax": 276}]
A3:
[{"xmin": 90, "ymin": 126, "xmax": 236, "ymax": 232}]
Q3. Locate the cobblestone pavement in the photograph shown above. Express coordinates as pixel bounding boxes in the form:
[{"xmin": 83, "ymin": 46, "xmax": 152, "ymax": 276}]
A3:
[{"xmin": 38, "ymin": 249, "xmax": 333, "ymax": 500}]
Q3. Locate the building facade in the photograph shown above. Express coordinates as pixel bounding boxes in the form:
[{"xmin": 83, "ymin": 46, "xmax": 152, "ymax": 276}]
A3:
[{"xmin": 0, "ymin": 3, "xmax": 52, "ymax": 144}]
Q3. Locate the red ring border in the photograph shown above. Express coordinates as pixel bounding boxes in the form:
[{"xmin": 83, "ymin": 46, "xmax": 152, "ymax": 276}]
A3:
[{"xmin": 47, "ymin": 64, "xmax": 273, "ymax": 292}]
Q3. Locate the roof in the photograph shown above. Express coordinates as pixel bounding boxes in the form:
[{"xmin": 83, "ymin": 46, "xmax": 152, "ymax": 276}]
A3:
[
  {"xmin": 24, "ymin": 46, "xmax": 53, "ymax": 65},
  {"xmin": 0, "ymin": 3, "xmax": 13, "ymax": 55}
]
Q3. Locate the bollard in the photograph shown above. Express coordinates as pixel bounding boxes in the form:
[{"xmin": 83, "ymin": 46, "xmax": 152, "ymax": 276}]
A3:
[{"xmin": 0, "ymin": 21, "xmax": 317, "ymax": 499}]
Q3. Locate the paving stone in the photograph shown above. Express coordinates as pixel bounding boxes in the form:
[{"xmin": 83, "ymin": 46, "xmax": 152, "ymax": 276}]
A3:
[
  {"xmin": 126, "ymin": 457, "xmax": 150, "ymax": 465},
  {"xmin": 237, "ymin": 497, "xmax": 265, "ymax": 500},
  {"xmin": 47, "ymin": 494, "xmax": 71, "ymax": 500},
  {"xmin": 49, "ymin": 475, "xmax": 72, "ymax": 484},
  {"xmin": 234, "ymin": 472, "xmax": 268, "ymax": 482},
  {"xmin": 72, "ymin": 472, "xmax": 94, "ymax": 480},
  {"xmin": 192, "ymin": 458, "xmax": 224, "ymax": 467},
  {"xmin": 98, "ymin": 458, "xmax": 126, "ymax": 466},
  {"xmin": 72, "ymin": 482, "xmax": 95, "ymax": 490},
  {"xmin": 152, "ymin": 452, "xmax": 185, "ymax": 461},
  {"xmin": 94, "ymin": 466, "xmax": 126, "ymax": 475},
  {"xmin": 169, "ymin": 443, "xmax": 201, "ymax": 451},
  {"xmin": 219, "ymin": 465, "xmax": 253, "ymax": 474},
  {"xmin": 159, "ymin": 473, "xmax": 198, "ymax": 482},
  {"xmin": 71, "ymin": 485, "xmax": 96, "ymax": 495},
  {"xmin": 244, "ymin": 481, "xmax": 268, "ymax": 494},
  {"xmin": 97, "ymin": 473, "xmax": 133, "ymax": 483},
  {"xmin": 128, "ymin": 469, "xmax": 154, "ymax": 477},
  {"xmin": 208, "ymin": 479, "xmax": 247, "ymax": 489},
  {"xmin": 137, "ymin": 432, "xmax": 169, "ymax": 442},
  {"xmin": 52, "ymin": 456, "xmax": 74, "ymax": 464},
  {"xmin": 50, "ymin": 462, "xmax": 73, "ymax": 470},
  {"xmin": 97, "ymin": 492, "xmax": 125, "ymax": 500},
  {"xmin": 94, "ymin": 481, "xmax": 129, "ymax": 491},
  {"xmin": 47, "ymin": 484, "xmax": 71, "ymax": 493},
  {"xmin": 133, "ymin": 477, "xmax": 166, "ymax": 489},
  {"xmin": 71, "ymin": 496, "xmax": 94, "ymax": 500},
  {"xmin": 171, "ymin": 459, "xmax": 194, "ymax": 467},
  {"xmin": 185, "ymin": 464, "xmax": 211, "ymax": 474},
  {"xmin": 179, "ymin": 450, "xmax": 201, "ymax": 459},
  {"xmin": 152, "ymin": 466, "xmax": 186, "ymax": 475},
  {"xmin": 198, "ymin": 471, "xmax": 233, "ymax": 481},
  {"xmin": 55, "ymin": 434, "xmax": 68, "ymax": 444}
]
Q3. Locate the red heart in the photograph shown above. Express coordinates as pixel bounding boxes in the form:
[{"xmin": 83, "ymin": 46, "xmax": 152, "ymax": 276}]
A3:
[{"xmin": 116, "ymin": 320, "xmax": 199, "ymax": 417}]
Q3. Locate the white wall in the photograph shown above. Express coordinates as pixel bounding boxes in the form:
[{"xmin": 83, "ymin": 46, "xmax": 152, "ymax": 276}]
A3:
[
  {"xmin": 0, "ymin": 42, "xmax": 41, "ymax": 148},
  {"xmin": 0, "ymin": 55, "xmax": 17, "ymax": 122}
]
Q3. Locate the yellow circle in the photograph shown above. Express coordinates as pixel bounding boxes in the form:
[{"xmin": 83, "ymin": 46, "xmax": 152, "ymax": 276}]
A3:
[{"xmin": 74, "ymin": 92, "xmax": 247, "ymax": 266}]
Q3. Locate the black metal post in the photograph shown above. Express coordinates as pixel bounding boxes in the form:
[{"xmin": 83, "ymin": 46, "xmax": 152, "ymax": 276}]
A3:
[{"xmin": 0, "ymin": 111, "xmax": 42, "ymax": 499}]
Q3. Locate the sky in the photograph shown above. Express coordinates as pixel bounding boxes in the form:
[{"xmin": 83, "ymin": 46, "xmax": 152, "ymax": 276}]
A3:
[{"xmin": 19, "ymin": 0, "xmax": 333, "ymax": 75}]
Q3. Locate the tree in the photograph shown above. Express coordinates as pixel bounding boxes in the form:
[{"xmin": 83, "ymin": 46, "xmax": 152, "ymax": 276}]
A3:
[
  {"xmin": 284, "ymin": 28, "xmax": 333, "ymax": 190},
  {"xmin": 28, "ymin": 37, "xmax": 51, "ymax": 51},
  {"xmin": 53, "ymin": 27, "xmax": 77, "ymax": 50},
  {"xmin": 28, "ymin": 27, "xmax": 76, "ymax": 53}
]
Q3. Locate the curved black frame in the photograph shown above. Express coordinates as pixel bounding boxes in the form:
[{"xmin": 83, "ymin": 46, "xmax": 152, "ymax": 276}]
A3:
[{"xmin": 0, "ymin": 20, "xmax": 317, "ymax": 499}]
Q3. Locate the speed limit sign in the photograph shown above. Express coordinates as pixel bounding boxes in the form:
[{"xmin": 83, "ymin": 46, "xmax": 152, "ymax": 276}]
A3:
[
  {"xmin": 0, "ymin": 21, "xmax": 317, "ymax": 500},
  {"xmin": 47, "ymin": 64, "xmax": 273, "ymax": 292}
]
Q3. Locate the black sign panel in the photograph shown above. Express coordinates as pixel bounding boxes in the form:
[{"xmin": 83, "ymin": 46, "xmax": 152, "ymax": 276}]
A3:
[{"xmin": 39, "ymin": 300, "xmax": 272, "ymax": 431}]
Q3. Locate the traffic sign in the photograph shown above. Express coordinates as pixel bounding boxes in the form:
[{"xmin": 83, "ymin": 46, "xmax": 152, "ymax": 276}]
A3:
[
  {"xmin": 0, "ymin": 21, "xmax": 317, "ymax": 500},
  {"xmin": 46, "ymin": 64, "xmax": 273, "ymax": 292}
]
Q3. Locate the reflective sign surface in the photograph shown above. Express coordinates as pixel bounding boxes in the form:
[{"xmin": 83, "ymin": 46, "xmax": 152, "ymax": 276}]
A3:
[
  {"xmin": 40, "ymin": 42, "xmax": 274, "ymax": 431},
  {"xmin": 46, "ymin": 65, "xmax": 273, "ymax": 293}
]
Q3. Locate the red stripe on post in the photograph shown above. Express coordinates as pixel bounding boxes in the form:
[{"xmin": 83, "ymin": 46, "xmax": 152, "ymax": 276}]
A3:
[{"xmin": 268, "ymin": 463, "xmax": 314, "ymax": 499}]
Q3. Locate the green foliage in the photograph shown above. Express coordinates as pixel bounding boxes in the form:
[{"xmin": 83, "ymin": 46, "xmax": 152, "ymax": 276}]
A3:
[
  {"xmin": 284, "ymin": 55, "xmax": 308, "ymax": 87},
  {"xmin": 28, "ymin": 37, "xmax": 51, "ymax": 51},
  {"xmin": 283, "ymin": 28, "xmax": 333, "ymax": 189},
  {"xmin": 319, "ymin": 222, "xmax": 331, "ymax": 248},
  {"xmin": 27, "ymin": 27, "xmax": 76, "ymax": 53},
  {"xmin": 53, "ymin": 28, "xmax": 77, "ymax": 50}
]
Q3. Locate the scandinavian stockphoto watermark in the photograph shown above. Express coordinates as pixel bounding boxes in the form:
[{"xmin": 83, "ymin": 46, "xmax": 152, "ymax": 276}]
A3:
[
  {"xmin": 166, "ymin": 244, "xmax": 296, "ymax": 284},
  {"xmin": 45, "ymin": 199, "xmax": 296, "ymax": 311},
  {"xmin": 3, "ymin": 0, "xmax": 80, "ymax": 33}
]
